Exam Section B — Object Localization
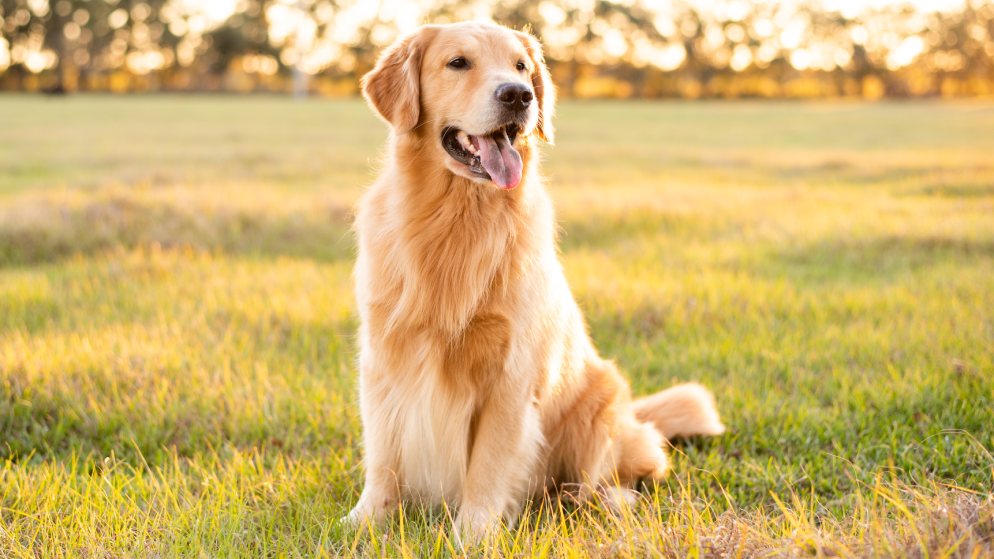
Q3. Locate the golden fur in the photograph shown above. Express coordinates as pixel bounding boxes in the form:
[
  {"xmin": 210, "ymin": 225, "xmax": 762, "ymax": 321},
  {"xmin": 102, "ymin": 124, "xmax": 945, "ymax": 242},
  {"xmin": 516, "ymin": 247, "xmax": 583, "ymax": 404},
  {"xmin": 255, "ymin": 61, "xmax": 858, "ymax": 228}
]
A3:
[{"xmin": 347, "ymin": 21, "xmax": 725, "ymax": 541}]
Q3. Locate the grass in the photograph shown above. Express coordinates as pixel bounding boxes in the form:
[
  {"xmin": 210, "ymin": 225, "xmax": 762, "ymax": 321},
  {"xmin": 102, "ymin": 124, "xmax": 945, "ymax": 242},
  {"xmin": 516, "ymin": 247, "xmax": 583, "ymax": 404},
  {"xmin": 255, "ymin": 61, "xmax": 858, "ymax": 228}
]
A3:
[{"xmin": 0, "ymin": 94, "xmax": 992, "ymax": 557}]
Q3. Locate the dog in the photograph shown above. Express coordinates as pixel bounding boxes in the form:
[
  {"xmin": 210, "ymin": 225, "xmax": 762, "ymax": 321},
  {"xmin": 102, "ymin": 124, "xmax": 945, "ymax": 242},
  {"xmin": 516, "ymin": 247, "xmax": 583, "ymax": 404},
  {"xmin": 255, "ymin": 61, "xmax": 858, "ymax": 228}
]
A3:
[{"xmin": 347, "ymin": 21, "xmax": 725, "ymax": 541}]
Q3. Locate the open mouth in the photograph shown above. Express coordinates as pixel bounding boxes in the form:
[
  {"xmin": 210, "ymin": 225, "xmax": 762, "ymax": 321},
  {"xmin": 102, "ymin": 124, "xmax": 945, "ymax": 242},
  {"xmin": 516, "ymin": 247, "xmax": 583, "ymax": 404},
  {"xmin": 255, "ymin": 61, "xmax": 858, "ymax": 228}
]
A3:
[{"xmin": 442, "ymin": 123, "xmax": 523, "ymax": 189}]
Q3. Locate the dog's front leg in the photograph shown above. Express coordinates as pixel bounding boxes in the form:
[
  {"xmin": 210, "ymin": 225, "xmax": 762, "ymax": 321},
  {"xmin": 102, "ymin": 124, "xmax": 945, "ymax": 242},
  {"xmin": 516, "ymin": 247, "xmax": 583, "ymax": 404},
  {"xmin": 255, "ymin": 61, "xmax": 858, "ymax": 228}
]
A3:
[
  {"xmin": 344, "ymin": 370, "xmax": 401, "ymax": 528},
  {"xmin": 346, "ymin": 453, "xmax": 399, "ymax": 528},
  {"xmin": 455, "ymin": 380, "xmax": 542, "ymax": 543}
]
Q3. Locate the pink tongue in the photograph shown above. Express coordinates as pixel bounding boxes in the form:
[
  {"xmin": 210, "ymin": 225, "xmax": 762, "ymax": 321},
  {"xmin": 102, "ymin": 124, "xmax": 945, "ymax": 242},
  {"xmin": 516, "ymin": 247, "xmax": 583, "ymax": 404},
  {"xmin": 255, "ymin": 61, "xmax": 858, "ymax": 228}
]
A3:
[{"xmin": 473, "ymin": 130, "xmax": 522, "ymax": 189}]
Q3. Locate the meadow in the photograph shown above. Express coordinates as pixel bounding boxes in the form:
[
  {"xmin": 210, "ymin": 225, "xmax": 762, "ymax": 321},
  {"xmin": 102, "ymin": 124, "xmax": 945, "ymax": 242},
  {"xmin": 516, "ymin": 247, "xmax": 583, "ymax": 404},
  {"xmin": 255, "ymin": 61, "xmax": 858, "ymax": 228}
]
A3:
[{"xmin": 1, "ymin": 95, "xmax": 992, "ymax": 557}]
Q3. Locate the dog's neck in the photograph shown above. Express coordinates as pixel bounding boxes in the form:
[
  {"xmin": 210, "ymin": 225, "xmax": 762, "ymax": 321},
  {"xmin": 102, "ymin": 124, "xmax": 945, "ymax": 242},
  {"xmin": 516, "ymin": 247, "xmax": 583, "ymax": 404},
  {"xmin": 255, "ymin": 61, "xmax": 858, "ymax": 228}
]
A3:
[
  {"xmin": 380, "ymin": 131, "xmax": 553, "ymax": 336},
  {"xmin": 386, "ymin": 131, "xmax": 548, "ymax": 241}
]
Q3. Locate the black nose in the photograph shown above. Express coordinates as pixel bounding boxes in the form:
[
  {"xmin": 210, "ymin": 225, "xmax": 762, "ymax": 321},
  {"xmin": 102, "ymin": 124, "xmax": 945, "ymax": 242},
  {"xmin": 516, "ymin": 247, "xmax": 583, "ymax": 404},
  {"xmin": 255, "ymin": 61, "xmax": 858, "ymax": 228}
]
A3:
[{"xmin": 495, "ymin": 83, "xmax": 533, "ymax": 111}]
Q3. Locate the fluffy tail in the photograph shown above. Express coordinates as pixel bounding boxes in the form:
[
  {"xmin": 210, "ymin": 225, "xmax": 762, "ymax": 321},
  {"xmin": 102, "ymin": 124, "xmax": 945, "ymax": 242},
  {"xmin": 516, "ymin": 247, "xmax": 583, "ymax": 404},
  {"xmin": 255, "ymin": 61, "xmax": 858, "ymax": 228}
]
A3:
[{"xmin": 632, "ymin": 382, "xmax": 726, "ymax": 440}]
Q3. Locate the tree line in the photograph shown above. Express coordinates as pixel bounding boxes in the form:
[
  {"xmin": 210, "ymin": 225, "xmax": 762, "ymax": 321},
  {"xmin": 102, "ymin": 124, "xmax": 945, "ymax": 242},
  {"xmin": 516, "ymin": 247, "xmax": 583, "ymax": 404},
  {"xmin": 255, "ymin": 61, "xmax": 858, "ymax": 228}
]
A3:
[{"xmin": 2, "ymin": 0, "xmax": 993, "ymax": 98}]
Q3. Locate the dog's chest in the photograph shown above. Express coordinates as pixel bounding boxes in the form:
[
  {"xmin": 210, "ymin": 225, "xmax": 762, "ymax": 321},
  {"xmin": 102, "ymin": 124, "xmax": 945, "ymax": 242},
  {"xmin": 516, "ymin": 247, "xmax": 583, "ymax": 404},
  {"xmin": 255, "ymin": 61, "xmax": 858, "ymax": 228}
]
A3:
[{"xmin": 375, "ymin": 308, "xmax": 514, "ymax": 504}]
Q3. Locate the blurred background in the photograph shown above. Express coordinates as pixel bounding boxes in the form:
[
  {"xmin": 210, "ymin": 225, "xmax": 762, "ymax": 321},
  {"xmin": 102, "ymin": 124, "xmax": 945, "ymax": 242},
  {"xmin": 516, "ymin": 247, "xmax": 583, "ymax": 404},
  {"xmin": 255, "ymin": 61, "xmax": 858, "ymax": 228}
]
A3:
[{"xmin": 2, "ymin": 0, "xmax": 994, "ymax": 99}]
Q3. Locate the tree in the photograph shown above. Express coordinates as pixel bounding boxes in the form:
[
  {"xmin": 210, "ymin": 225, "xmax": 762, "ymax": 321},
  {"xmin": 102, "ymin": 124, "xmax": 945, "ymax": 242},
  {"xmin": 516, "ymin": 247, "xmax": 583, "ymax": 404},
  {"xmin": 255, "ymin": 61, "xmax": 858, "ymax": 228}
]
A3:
[{"xmin": 202, "ymin": 0, "xmax": 278, "ymax": 76}]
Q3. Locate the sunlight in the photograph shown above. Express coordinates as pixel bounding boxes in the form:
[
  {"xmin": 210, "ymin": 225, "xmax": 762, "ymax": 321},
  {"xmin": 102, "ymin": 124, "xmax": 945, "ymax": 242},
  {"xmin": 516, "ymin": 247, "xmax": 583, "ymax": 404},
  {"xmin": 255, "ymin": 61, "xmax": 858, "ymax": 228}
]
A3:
[
  {"xmin": 887, "ymin": 35, "xmax": 926, "ymax": 69},
  {"xmin": 0, "ymin": 38, "xmax": 9, "ymax": 71},
  {"xmin": 1, "ymin": 0, "xmax": 989, "ymax": 98},
  {"xmin": 177, "ymin": 0, "xmax": 241, "ymax": 26}
]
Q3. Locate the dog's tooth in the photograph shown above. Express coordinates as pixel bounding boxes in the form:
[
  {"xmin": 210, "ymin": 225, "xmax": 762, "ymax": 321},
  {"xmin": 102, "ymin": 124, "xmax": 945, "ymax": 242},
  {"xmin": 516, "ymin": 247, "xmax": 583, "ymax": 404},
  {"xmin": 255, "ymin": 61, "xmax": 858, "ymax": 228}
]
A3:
[
  {"xmin": 456, "ymin": 130, "xmax": 479, "ymax": 154},
  {"xmin": 456, "ymin": 130, "xmax": 473, "ymax": 151}
]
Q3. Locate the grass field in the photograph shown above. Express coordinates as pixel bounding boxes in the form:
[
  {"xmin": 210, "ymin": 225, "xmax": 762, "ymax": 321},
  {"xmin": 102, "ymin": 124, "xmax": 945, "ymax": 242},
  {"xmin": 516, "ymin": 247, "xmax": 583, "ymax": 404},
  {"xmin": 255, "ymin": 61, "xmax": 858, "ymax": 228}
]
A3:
[{"xmin": 1, "ymin": 95, "xmax": 993, "ymax": 557}]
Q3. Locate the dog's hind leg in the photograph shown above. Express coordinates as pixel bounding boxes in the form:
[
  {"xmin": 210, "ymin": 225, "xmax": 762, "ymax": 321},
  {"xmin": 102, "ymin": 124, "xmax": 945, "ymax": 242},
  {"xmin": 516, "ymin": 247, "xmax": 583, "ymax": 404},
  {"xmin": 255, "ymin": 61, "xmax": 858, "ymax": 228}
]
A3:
[
  {"xmin": 632, "ymin": 382, "xmax": 725, "ymax": 440},
  {"xmin": 612, "ymin": 411, "xmax": 670, "ymax": 485}
]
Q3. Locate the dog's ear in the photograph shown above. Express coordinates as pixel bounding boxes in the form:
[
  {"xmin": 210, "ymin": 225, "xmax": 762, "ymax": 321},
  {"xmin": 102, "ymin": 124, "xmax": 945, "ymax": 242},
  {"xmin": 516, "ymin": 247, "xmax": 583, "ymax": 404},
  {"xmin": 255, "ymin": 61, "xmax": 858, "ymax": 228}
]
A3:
[
  {"xmin": 514, "ymin": 30, "xmax": 555, "ymax": 143},
  {"xmin": 362, "ymin": 27, "xmax": 437, "ymax": 134}
]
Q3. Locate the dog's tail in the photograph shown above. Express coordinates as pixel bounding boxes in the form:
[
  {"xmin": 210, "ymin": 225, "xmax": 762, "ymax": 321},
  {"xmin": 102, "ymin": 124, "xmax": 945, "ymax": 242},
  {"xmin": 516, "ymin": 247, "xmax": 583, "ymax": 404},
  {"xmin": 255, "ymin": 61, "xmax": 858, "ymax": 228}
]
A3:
[{"xmin": 632, "ymin": 382, "xmax": 725, "ymax": 440}]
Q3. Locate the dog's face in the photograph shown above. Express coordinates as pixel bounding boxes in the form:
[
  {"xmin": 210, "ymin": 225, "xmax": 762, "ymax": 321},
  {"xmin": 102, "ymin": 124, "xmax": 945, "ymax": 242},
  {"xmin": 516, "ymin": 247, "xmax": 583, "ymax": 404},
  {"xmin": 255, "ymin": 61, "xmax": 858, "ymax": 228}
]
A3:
[{"xmin": 362, "ymin": 22, "xmax": 555, "ymax": 190}]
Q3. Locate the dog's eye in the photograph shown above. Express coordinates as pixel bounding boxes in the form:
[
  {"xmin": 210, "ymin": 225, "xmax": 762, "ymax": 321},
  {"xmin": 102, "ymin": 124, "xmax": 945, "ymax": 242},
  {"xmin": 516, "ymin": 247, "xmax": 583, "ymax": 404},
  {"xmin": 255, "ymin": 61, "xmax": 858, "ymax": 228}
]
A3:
[
  {"xmin": 516, "ymin": 60, "xmax": 527, "ymax": 72},
  {"xmin": 447, "ymin": 57, "xmax": 469, "ymax": 70}
]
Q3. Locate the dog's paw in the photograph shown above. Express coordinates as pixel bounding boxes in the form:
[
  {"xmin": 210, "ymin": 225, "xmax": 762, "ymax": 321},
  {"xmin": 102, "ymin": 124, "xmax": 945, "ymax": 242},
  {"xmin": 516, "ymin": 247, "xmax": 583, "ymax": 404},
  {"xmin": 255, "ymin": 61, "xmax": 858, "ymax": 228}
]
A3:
[
  {"xmin": 453, "ymin": 506, "xmax": 502, "ymax": 548},
  {"xmin": 341, "ymin": 497, "xmax": 394, "ymax": 530},
  {"xmin": 338, "ymin": 506, "xmax": 365, "ymax": 530},
  {"xmin": 597, "ymin": 485, "xmax": 640, "ymax": 515},
  {"xmin": 336, "ymin": 514, "xmax": 355, "ymax": 531}
]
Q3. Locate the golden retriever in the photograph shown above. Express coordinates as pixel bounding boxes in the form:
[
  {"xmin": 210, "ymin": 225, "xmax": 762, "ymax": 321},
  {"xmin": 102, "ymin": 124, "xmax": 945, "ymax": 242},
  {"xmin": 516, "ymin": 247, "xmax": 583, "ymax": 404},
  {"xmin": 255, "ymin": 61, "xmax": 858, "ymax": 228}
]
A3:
[{"xmin": 347, "ymin": 21, "xmax": 725, "ymax": 542}]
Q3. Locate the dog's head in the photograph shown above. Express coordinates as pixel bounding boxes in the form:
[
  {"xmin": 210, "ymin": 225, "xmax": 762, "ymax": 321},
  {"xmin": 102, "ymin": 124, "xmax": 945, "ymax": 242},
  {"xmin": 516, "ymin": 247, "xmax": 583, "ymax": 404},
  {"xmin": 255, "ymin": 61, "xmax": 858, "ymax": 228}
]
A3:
[{"xmin": 362, "ymin": 21, "xmax": 555, "ymax": 190}]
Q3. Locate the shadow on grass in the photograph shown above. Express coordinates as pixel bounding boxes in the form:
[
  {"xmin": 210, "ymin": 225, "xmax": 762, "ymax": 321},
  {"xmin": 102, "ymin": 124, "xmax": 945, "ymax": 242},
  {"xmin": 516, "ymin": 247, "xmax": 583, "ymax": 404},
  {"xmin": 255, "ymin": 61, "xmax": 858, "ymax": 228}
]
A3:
[
  {"xmin": 1, "ymin": 312, "xmax": 360, "ymax": 467},
  {"xmin": 1, "ymin": 194, "xmax": 717, "ymax": 266},
  {"xmin": 907, "ymin": 181, "xmax": 994, "ymax": 198},
  {"xmin": 764, "ymin": 234, "xmax": 994, "ymax": 285},
  {"xmin": 558, "ymin": 209, "xmax": 714, "ymax": 252},
  {"xmin": 769, "ymin": 162, "xmax": 994, "ymax": 189},
  {"xmin": 0, "ymin": 194, "xmax": 355, "ymax": 266}
]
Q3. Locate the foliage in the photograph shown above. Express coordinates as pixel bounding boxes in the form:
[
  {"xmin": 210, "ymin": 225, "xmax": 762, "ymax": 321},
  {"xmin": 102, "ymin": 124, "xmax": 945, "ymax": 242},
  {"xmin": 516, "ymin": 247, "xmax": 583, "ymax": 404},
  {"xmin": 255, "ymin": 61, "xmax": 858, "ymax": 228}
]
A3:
[{"xmin": 2, "ymin": 0, "xmax": 994, "ymax": 97}]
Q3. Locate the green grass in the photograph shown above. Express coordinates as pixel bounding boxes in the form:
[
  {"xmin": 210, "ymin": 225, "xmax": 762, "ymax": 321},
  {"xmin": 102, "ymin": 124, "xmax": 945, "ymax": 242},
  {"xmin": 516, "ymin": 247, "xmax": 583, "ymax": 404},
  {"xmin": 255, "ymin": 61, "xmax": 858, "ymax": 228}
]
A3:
[{"xmin": 1, "ymin": 95, "xmax": 992, "ymax": 557}]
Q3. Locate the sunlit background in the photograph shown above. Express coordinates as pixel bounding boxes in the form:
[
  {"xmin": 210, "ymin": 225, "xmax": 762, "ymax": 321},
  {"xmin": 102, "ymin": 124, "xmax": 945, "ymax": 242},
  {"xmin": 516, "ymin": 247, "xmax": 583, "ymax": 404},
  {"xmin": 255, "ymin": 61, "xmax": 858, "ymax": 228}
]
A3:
[{"xmin": 2, "ymin": 0, "xmax": 993, "ymax": 98}]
